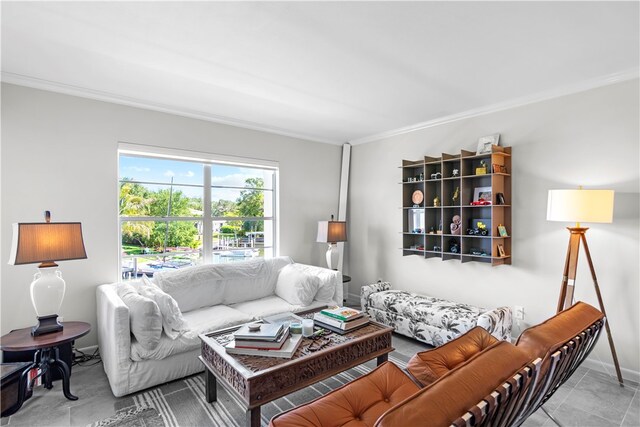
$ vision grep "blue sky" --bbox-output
[119,155,273,200]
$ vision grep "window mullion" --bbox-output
[203,164,212,263]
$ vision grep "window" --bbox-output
[118,147,277,279]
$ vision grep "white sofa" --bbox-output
[97,256,342,397]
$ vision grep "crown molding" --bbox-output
[349,68,640,145]
[3,68,637,147]
[0,71,342,146]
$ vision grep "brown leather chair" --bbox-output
[269,302,605,427]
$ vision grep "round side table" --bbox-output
[0,321,91,413]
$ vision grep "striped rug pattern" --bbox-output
[100,353,409,427]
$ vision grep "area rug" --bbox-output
[88,405,164,427]
[88,352,409,427]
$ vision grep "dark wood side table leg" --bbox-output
[51,348,77,401]
[246,407,260,427]
[205,369,217,403]
[377,353,388,366]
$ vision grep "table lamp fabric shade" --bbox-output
[546,189,614,224]
[316,221,347,243]
[9,222,87,265]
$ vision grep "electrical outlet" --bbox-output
[514,306,525,320]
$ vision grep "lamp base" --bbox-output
[325,243,339,270]
[32,315,63,336]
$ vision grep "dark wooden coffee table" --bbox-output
[199,316,393,427]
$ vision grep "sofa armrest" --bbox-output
[361,281,391,313]
[477,306,513,341]
[96,284,132,397]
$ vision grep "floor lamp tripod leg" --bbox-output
[580,234,624,386]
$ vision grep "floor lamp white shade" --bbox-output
[547,189,614,224]
[317,216,347,270]
[8,215,87,335]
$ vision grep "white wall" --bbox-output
[0,83,343,348]
[348,79,640,378]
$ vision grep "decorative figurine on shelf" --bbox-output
[450,215,461,235]
[429,226,435,234]
[476,160,488,175]
[437,219,443,234]
[419,172,424,181]
[452,168,459,177]
[449,239,459,253]
[433,195,440,207]
[452,186,460,204]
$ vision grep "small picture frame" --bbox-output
[497,224,509,237]
[497,244,506,257]
[496,192,506,205]
[473,186,492,202]
[476,133,500,155]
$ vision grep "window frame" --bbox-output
[118,143,279,276]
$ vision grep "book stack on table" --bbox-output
[313,307,369,335]
[225,322,302,358]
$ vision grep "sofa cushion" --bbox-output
[314,268,340,303]
[131,304,253,361]
[368,290,483,336]
[136,275,189,339]
[269,361,420,427]
[221,258,274,305]
[275,264,320,305]
[407,326,498,386]
[116,283,162,351]
[232,296,327,320]
[376,341,532,427]
[153,263,228,311]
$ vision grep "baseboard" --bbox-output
[582,357,640,384]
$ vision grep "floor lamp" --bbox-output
[547,188,623,386]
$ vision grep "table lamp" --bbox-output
[8,211,87,336]
[316,215,347,270]
[547,187,622,385]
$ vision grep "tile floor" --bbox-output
[1,334,638,426]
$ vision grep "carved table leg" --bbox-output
[246,406,260,427]
[377,353,388,366]
[205,369,217,403]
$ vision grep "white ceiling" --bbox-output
[2,2,638,145]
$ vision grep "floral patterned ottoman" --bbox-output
[361,282,512,347]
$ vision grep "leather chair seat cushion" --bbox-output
[406,326,498,386]
[269,362,420,427]
[375,341,532,427]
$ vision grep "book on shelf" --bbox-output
[313,312,369,330]
[225,334,303,359]
[320,306,364,322]
[235,327,290,350]
[233,322,284,341]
